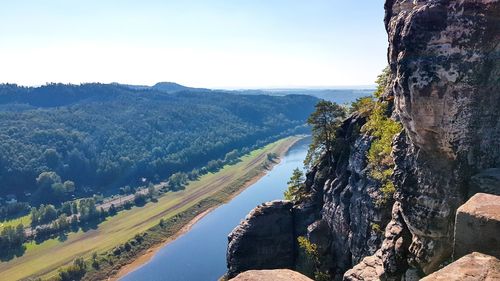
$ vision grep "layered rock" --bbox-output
[227,0,500,280]
[347,0,500,278]
[376,0,500,277]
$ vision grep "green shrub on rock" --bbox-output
[361,68,402,206]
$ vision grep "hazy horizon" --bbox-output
[1,81,377,90]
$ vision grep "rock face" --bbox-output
[453,193,500,259]
[421,252,500,281]
[378,0,500,276]
[227,114,394,278]
[226,0,500,280]
[226,201,295,278]
[229,269,313,281]
[296,114,394,277]
[347,0,500,278]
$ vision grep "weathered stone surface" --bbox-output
[291,114,394,278]
[342,0,500,278]
[226,200,294,278]
[344,202,412,281]
[343,251,386,281]
[227,114,393,279]
[454,193,500,259]
[421,252,500,281]
[229,269,313,281]
[380,0,500,276]
[226,0,500,279]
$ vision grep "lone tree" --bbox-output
[306,100,346,166]
[284,168,305,201]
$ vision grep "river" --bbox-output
[120,137,310,281]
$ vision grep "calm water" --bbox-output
[121,138,310,281]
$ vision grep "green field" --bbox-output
[0,136,300,281]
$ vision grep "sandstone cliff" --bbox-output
[227,201,295,277]
[227,113,395,279]
[373,0,500,277]
[227,0,500,280]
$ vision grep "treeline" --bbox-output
[0,199,103,259]
[0,202,30,221]
[23,189,159,248]
[0,83,317,205]
[163,147,260,191]
[29,198,106,243]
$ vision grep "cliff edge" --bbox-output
[227,0,500,280]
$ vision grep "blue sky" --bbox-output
[0,0,387,88]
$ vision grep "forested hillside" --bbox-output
[0,83,316,206]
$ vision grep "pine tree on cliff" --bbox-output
[306,100,346,167]
[284,168,305,201]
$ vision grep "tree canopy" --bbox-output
[305,100,346,166]
[0,83,317,205]
[283,168,305,201]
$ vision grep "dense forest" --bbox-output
[0,83,317,207]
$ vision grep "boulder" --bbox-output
[453,193,500,259]
[343,250,386,281]
[421,252,500,281]
[229,269,313,281]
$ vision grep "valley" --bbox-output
[0,136,302,281]
[1,1,498,280]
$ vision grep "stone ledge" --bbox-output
[229,269,313,281]
[421,252,500,281]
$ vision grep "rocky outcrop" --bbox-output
[347,0,500,278]
[227,114,394,279]
[345,193,500,281]
[226,201,295,278]
[342,250,386,281]
[344,202,412,281]
[227,0,500,280]
[229,269,313,281]
[453,193,500,259]
[421,252,500,281]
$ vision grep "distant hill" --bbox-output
[114,82,374,104]
[233,88,375,105]
[115,82,210,93]
[152,82,210,93]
